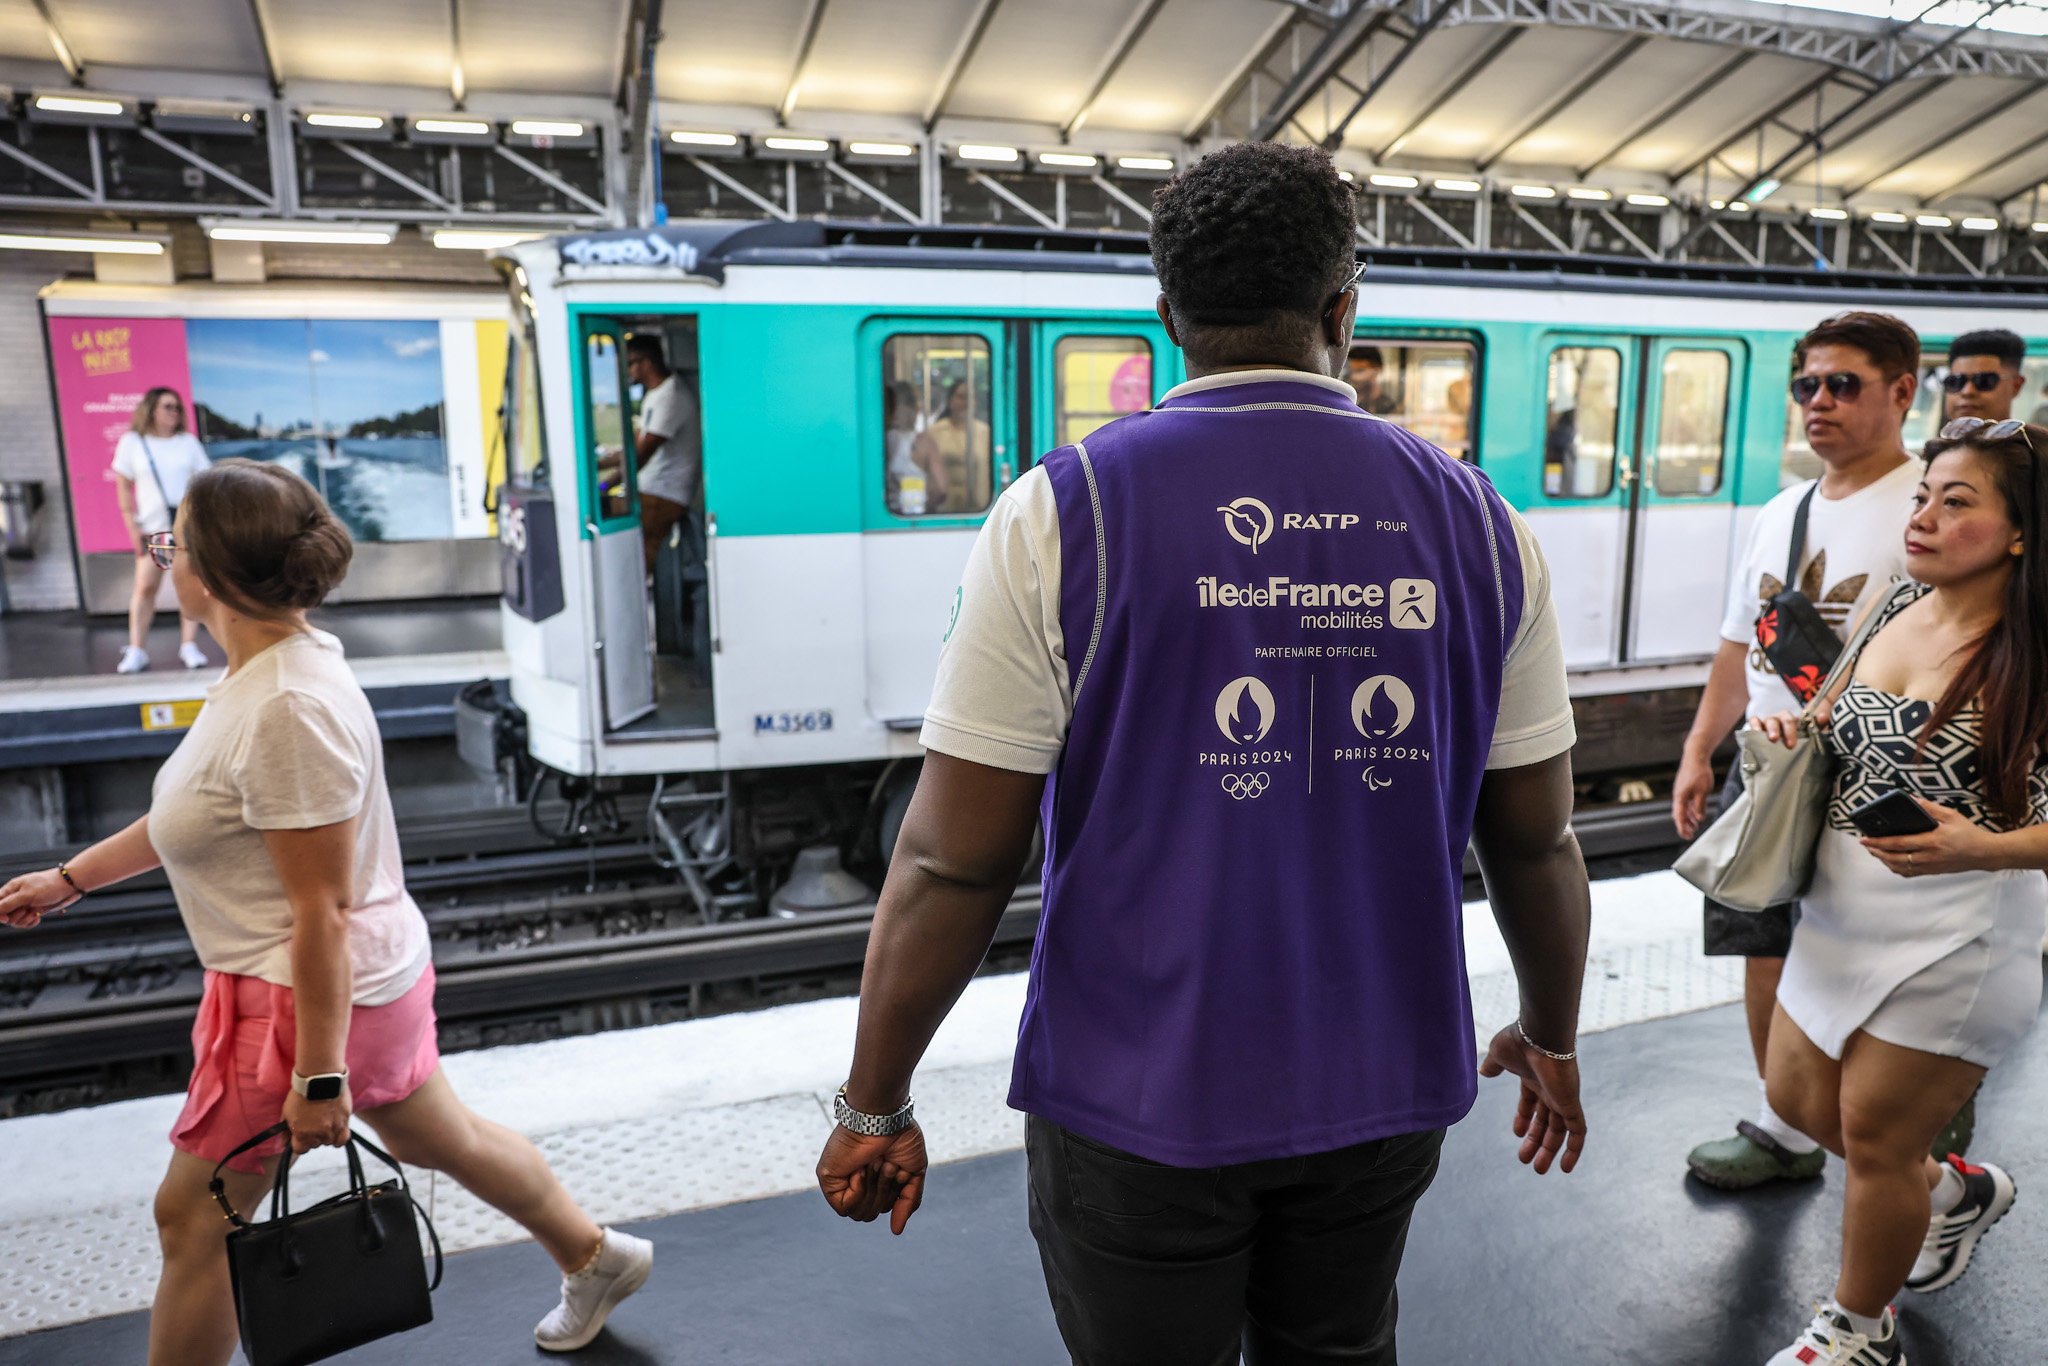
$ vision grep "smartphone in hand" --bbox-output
[1848,789,1938,838]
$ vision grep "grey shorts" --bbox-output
[1702,764,1799,958]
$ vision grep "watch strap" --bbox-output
[833,1085,915,1136]
[291,1070,348,1101]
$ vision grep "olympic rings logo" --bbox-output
[1220,772,1271,800]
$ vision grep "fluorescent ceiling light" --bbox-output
[1961,216,2000,231]
[511,120,584,137]
[206,222,395,245]
[1036,151,1098,168]
[1567,187,1610,200]
[432,228,548,250]
[34,94,125,117]
[763,136,830,152]
[1809,207,1848,220]
[1916,214,1952,228]
[1117,155,1174,172]
[669,130,738,147]
[413,118,490,136]
[957,143,1019,163]
[305,112,386,130]
[1433,178,1481,192]
[1510,184,1555,198]
[0,232,162,255]
[847,141,914,157]
[1626,193,1669,207]
[1369,173,1419,189]
[1745,178,1780,204]
[1870,211,1908,223]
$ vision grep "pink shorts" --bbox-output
[171,964,440,1174]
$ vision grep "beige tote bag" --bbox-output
[1674,581,1910,913]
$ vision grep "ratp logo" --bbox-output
[1350,675,1416,739]
[1216,497,1274,554]
[1214,676,1276,745]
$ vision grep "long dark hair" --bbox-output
[1917,423,2048,826]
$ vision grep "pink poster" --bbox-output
[47,317,192,554]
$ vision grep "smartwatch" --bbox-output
[291,1071,348,1102]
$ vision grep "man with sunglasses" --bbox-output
[1942,329,2029,426]
[1675,311,1922,1191]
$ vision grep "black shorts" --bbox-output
[1701,764,1799,958]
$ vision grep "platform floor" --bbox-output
[2,871,2041,1364]
[0,596,500,683]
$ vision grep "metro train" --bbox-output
[480,218,2048,914]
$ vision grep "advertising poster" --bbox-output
[47,315,503,553]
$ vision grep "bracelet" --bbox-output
[55,865,87,912]
[1516,1019,1577,1062]
[832,1085,916,1137]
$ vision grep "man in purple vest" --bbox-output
[816,142,1591,1364]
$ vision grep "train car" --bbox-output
[484,219,2048,913]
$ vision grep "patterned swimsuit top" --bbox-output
[1825,581,2048,834]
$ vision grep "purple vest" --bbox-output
[1012,377,1526,1167]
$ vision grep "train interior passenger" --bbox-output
[1347,339,1476,459]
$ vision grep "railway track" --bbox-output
[0,798,1677,1109]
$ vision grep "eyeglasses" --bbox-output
[1942,371,2007,394]
[1939,417,2036,454]
[1324,260,1367,318]
[1790,372,1863,406]
[146,531,177,569]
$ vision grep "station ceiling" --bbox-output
[2,0,2047,216]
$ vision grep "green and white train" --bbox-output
[484,219,2048,908]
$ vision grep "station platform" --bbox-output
[0,598,506,767]
[6,868,2038,1363]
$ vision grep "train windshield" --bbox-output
[502,267,547,489]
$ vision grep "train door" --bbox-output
[1536,335,1638,667]
[860,321,1013,726]
[574,317,655,730]
[1030,319,1174,459]
[1626,339,1746,662]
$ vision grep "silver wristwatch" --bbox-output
[833,1085,916,1136]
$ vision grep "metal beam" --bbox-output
[1089,172,1154,222]
[1665,68,1842,186]
[685,155,792,220]
[1769,75,1953,187]
[1477,34,1647,171]
[1180,7,1297,141]
[1597,207,1660,261]
[779,0,830,124]
[968,168,1059,230]
[29,0,81,84]
[245,0,283,96]
[333,140,454,209]
[1399,192,1475,249]
[449,0,466,108]
[1322,0,1462,149]
[0,138,94,199]
[1374,25,1523,161]
[1929,229,1984,276]
[823,159,920,224]
[494,143,611,216]
[1922,122,2048,203]
[1251,2,1389,142]
[1863,226,1915,273]
[924,0,1004,130]
[1704,217,1761,266]
[1509,200,1572,254]
[1846,79,2047,196]
[1063,0,1171,140]
[1576,50,1754,179]
[136,126,276,205]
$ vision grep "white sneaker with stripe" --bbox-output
[1764,1304,1903,1366]
[1907,1155,2017,1293]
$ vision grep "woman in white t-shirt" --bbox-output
[0,460,650,1359]
[111,387,213,674]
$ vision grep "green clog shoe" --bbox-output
[1931,1092,1975,1161]
[1687,1121,1827,1190]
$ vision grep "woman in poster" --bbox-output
[112,387,212,673]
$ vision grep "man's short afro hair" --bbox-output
[1150,142,1357,329]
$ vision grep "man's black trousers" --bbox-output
[1025,1113,1446,1366]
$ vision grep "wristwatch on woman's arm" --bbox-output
[291,1070,348,1102]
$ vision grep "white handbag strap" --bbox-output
[1799,579,1912,723]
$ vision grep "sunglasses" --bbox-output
[146,531,177,569]
[1940,416,2036,453]
[1942,371,2007,394]
[1790,372,1863,405]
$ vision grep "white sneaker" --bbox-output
[116,646,149,674]
[1907,1156,2016,1293]
[1765,1303,1902,1365]
[178,641,209,669]
[534,1227,653,1352]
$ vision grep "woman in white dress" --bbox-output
[1754,419,2048,1366]
[111,387,212,673]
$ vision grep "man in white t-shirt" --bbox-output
[1673,312,1921,1190]
[625,334,702,571]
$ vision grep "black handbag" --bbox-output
[208,1122,444,1366]
[1755,483,1843,703]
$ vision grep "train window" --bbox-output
[1054,335,1152,446]
[1348,340,1476,459]
[1543,346,1620,498]
[882,333,993,517]
[584,331,633,521]
[507,325,545,487]
[1652,350,1730,497]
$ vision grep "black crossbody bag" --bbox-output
[1754,483,1843,703]
[209,1123,443,1366]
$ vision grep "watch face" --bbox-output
[305,1075,344,1102]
